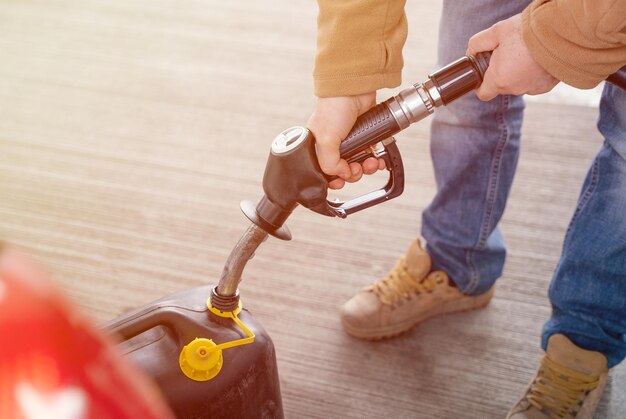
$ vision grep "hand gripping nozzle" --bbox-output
[240,52,492,240]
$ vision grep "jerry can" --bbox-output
[104,285,283,419]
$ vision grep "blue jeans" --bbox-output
[422,0,626,367]
[542,83,626,368]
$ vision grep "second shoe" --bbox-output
[341,240,495,340]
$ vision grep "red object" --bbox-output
[0,245,175,419]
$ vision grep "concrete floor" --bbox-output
[0,0,624,417]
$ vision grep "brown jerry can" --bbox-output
[104,284,283,419]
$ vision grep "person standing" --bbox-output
[307,0,626,417]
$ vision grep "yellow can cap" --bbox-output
[179,338,223,381]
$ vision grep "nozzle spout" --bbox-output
[212,223,268,310]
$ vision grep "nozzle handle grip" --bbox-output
[338,101,401,161]
[329,138,405,217]
[337,51,492,161]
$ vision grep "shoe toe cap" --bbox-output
[340,291,382,330]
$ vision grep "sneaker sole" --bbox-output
[341,287,495,340]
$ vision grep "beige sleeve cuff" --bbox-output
[313,0,407,97]
[522,0,626,89]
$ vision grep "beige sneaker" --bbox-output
[340,240,494,340]
[507,334,609,419]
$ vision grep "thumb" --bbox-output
[307,96,364,180]
[315,134,351,179]
[467,25,499,56]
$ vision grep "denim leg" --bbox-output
[421,0,529,295]
[542,83,626,368]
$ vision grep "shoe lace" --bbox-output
[525,354,600,419]
[369,257,444,305]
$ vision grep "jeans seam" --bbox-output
[466,95,510,293]
[562,155,600,249]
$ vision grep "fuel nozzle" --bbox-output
[210,52,492,310]
[239,52,493,241]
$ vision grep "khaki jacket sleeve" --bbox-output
[522,0,626,88]
[314,0,407,97]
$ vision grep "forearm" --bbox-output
[522,0,626,88]
[314,0,408,97]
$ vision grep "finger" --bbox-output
[362,157,379,175]
[467,24,500,56]
[468,26,501,101]
[328,178,345,190]
[315,137,352,179]
[475,67,499,101]
[346,162,363,183]
[378,157,386,170]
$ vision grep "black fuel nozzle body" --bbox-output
[241,127,330,241]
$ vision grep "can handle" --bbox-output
[105,306,199,342]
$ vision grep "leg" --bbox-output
[422,0,529,295]
[542,83,626,368]
[507,83,625,419]
[340,0,530,339]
